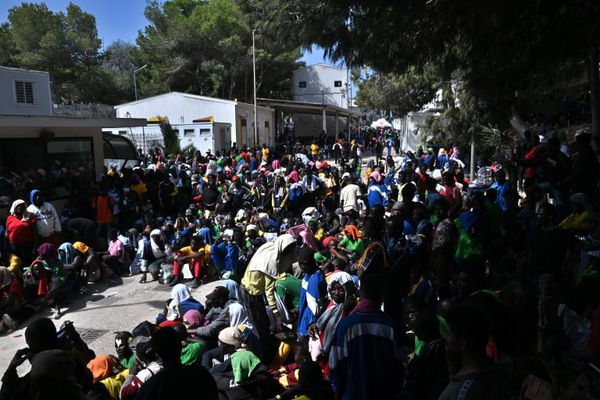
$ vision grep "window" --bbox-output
[15,80,35,104]
[184,129,195,137]
[298,81,307,88]
[334,80,342,88]
[200,129,211,135]
[118,130,127,136]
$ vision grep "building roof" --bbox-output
[300,63,346,72]
[0,65,49,75]
[115,91,237,109]
[257,98,363,118]
[0,115,147,128]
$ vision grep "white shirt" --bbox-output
[27,202,61,237]
[339,184,362,212]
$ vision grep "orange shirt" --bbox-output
[92,195,112,224]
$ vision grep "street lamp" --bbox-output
[133,64,147,101]
[252,29,258,147]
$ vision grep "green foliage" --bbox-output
[160,120,181,157]
[6,2,103,102]
[181,143,197,157]
[355,65,440,118]
[133,0,303,101]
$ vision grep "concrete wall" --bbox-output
[293,64,348,108]
[293,114,348,138]
[0,67,52,116]
[114,92,275,147]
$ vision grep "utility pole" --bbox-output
[133,64,147,101]
[252,29,258,146]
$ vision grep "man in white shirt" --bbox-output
[339,175,362,213]
[27,190,61,248]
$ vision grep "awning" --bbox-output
[103,132,139,160]
[147,116,167,123]
[193,116,214,123]
[257,98,363,119]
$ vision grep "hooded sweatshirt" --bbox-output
[242,234,296,312]
[27,190,61,237]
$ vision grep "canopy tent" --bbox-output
[193,116,214,123]
[370,118,393,129]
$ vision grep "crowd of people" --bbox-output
[1,127,600,399]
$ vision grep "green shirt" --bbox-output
[414,314,447,356]
[275,273,302,309]
[339,237,365,258]
[180,341,206,365]
[119,354,135,370]
[231,350,261,383]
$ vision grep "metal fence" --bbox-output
[53,102,115,118]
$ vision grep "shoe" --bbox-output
[52,308,61,320]
[168,275,182,287]
[2,314,17,331]
[190,278,201,289]
[139,273,147,284]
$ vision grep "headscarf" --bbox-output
[9,199,24,214]
[287,224,319,251]
[72,241,89,255]
[37,243,56,260]
[27,259,50,296]
[183,310,206,328]
[288,171,300,183]
[150,230,166,259]
[222,279,240,300]
[0,266,13,288]
[316,272,357,354]
[271,160,281,170]
[246,234,297,278]
[86,355,118,383]
[344,225,362,241]
[170,283,192,305]
[370,170,382,183]
[58,243,76,265]
[322,236,339,248]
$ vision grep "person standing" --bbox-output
[5,199,38,267]
[27,190,61,248]
[329,275,403,400]
[296,247,326,338]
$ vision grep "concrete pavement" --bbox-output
[0,275,221,377]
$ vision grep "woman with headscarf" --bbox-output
[5,199,38,267]
[86,354,128,399]
[158,284,203,326]
[308,272,357,357]
[338,225,365,262]
[25,243,68,319]
[0,266,25,334]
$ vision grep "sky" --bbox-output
[0,0,333,66]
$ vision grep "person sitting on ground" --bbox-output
[168,234,211,288]
[100,228,128,281]
[120,336,163,400]
[24,243,68,319]
[5,199,38,268]
[139,229,170,283]
[172,322,206,366]
[114,331,135,370]
[30,349,86,400]
[86,354,128,399]
[0,266,27,334]
[1,317,60,400]
[275,360,335,400]
[156,284,203,327]
[213,326,265,386]
[136,327,218,400]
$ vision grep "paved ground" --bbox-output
[0,275,221,376]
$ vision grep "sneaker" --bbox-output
[168,275,182,287]
[2,314,17,331]
[52,308,61,320]
[190,278,201,289]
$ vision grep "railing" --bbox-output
[53,102,116,118]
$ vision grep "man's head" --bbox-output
[26,318,58,354]
[205,286,230,309]
[443,305,490,374]
[297,246,317,274]
[151,327,182,368]
[359,274,384,304]
[114,331,133,360]
[31,190,43,207]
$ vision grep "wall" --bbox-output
[235,102,274,147]
[293,114,348,138]
[0,67,52,116]
[293,64,348,108]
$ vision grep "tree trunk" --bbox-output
[590,47,600,141]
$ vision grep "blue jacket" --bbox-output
[329,308,404,399]
[367,183,388,208]
[297,270,326,336]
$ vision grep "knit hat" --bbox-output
[218,327,243,348]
